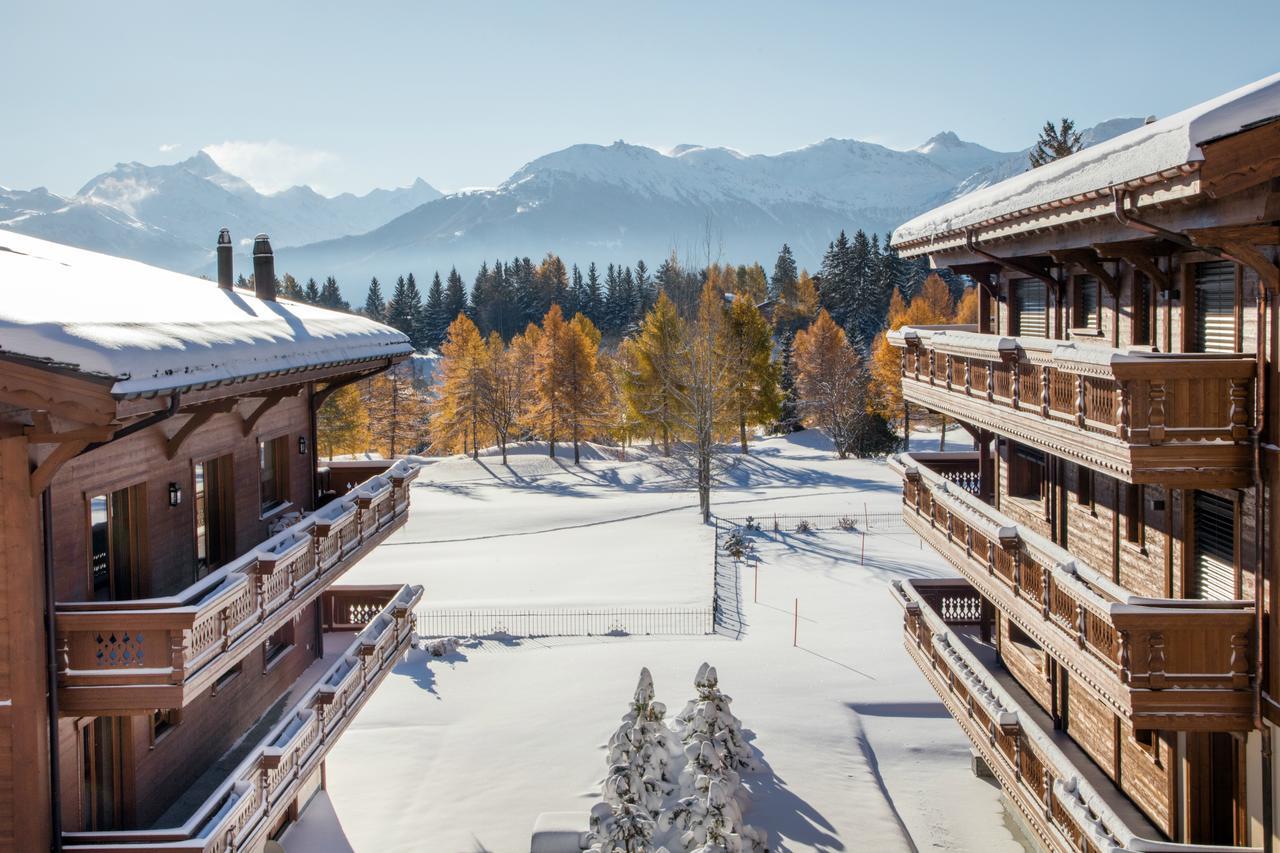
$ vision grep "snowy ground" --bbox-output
[311,427,1027,852]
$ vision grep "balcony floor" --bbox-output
[150,630,356,829]
[948,624,1163,841]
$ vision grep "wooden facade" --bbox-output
[889,110,1280,850]
[0,237,419,851]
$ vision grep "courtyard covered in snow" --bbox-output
[301,430,1030,852]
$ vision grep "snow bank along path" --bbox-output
[320,432,1025,852]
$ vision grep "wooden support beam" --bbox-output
[1092,239,1176,291]
[165,400,237,460]
[1199,119,1280,198]
[29,439,89,495]
[240,389,293,437]
[313,364,387,410]
[23,425,115,445]
[1049,248,1120,296]
[1185,225,1280,292]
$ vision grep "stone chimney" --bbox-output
[216,228,233,289]
[252,234,275,301]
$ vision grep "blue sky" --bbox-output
[4,1,1278,196]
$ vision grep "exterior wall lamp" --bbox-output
[298,435,308,455]
[168,482,182,507]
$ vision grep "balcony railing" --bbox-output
[888,324,1256,486]
[894,578,1259,853]
[892,452,1255,730]
[62,583,422,853]
[55,460,420,714]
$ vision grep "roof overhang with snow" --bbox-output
[890,73,1280,258]
[0,229,413,400]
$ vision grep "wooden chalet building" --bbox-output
[887,73,1280,850]
[0,229,423,852]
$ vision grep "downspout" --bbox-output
[41,487,62,852]
[1112,188,1227,258]
[1256,286,1272,852]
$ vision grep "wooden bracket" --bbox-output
[1185,225,1280,292]
[165,399,237,460]
[1092,239,1176,292]
[240,390,292,437]
[30,440,90,496]
[24,425,115,445]
[313,364,387,410]
[1049,248,1120,296]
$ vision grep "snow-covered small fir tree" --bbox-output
[604,668,680,816]
[674,663,759,774]
[588,801,659,853]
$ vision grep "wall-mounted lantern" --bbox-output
[168,482,182,507]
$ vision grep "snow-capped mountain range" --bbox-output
[2,119,1144,302]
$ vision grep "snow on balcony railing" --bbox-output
[54,460,420,710]
[895,578,1260,853]
[62,583,423,853]
[888,325,1255,448]
[891,452,1254,696]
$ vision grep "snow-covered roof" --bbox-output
[892,72,1280,250]
[0,229,412,398]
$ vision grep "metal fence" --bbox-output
[719,511,908,534]
[414,606,714,639]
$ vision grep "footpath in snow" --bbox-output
[307,430,1028,852]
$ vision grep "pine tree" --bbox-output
[585,262,604,328]
[536,253,569,317]
[817,231,854,329]
[633,259,654,315]
[443,267,468,324]
[364,276,387,319]
[421,272,446,350]
[319,275,349,311]
[385,275,424,348]
[567,264,586,318]
[722,296,782,453]
[316,384,370,459]
[304,277,321,304]
[1029,117,1083,167]
[770,244,798,302]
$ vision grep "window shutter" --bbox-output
[1191,491,1236,600]
[1013,278,1048,338]
[1194,261,1236,353]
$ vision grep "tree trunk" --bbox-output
[739,416,748,454]
[939,414,947,452]
[573,423,580,465]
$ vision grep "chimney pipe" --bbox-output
[252,233,276,302]
[216,228,233,289]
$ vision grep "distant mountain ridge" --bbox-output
[2,118,1144,303]
[1,152,441,274]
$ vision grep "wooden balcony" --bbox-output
[55,460,420,714]
[892,452,1255,731]
[888,324,1256,487]
[62,583,422,853]
[893,578,1261,853]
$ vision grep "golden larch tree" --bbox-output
[793,310,868,459]
[621,292,686,455]
[431,313,489,458]
[722,295,782,453]
[316,383,370,459]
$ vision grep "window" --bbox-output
[1133,273,1152,346]
[81,717,124,831]
[1191,491,1236,600]
[1193,261,1238,354]
[1075,275,1100,330]
[212,661,242,695]
[264,621,295,669]
[1009,444,1045,502]
[1012,278,1048,338]
[194,455,235,576]
[1134,728,1157,752]
[1123,483,1145,547]
[259,436,290,514]
[1077,466,1094,511]
[151,708,180,746]
[88,484,145,601]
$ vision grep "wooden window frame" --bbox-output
[150,707,181,749]
[193,454,236,577]
[1183,257,1243,355]
[1010,277,1049,339]
[1123,482,1146,553]
[1008,444,1046,503]
[1071,273,1103,336]
[263,619,296,674]
[86,483,148,602]
[79,716,126,832]
[258,433,291,518]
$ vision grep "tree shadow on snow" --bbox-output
[742,728,844,852]
[395,644,473,698]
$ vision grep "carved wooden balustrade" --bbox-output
[55,461,420,714]
[894,453,1255,730]
[61,584,422,853]
[888,324,1256,487]
[894,578,1260,853]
